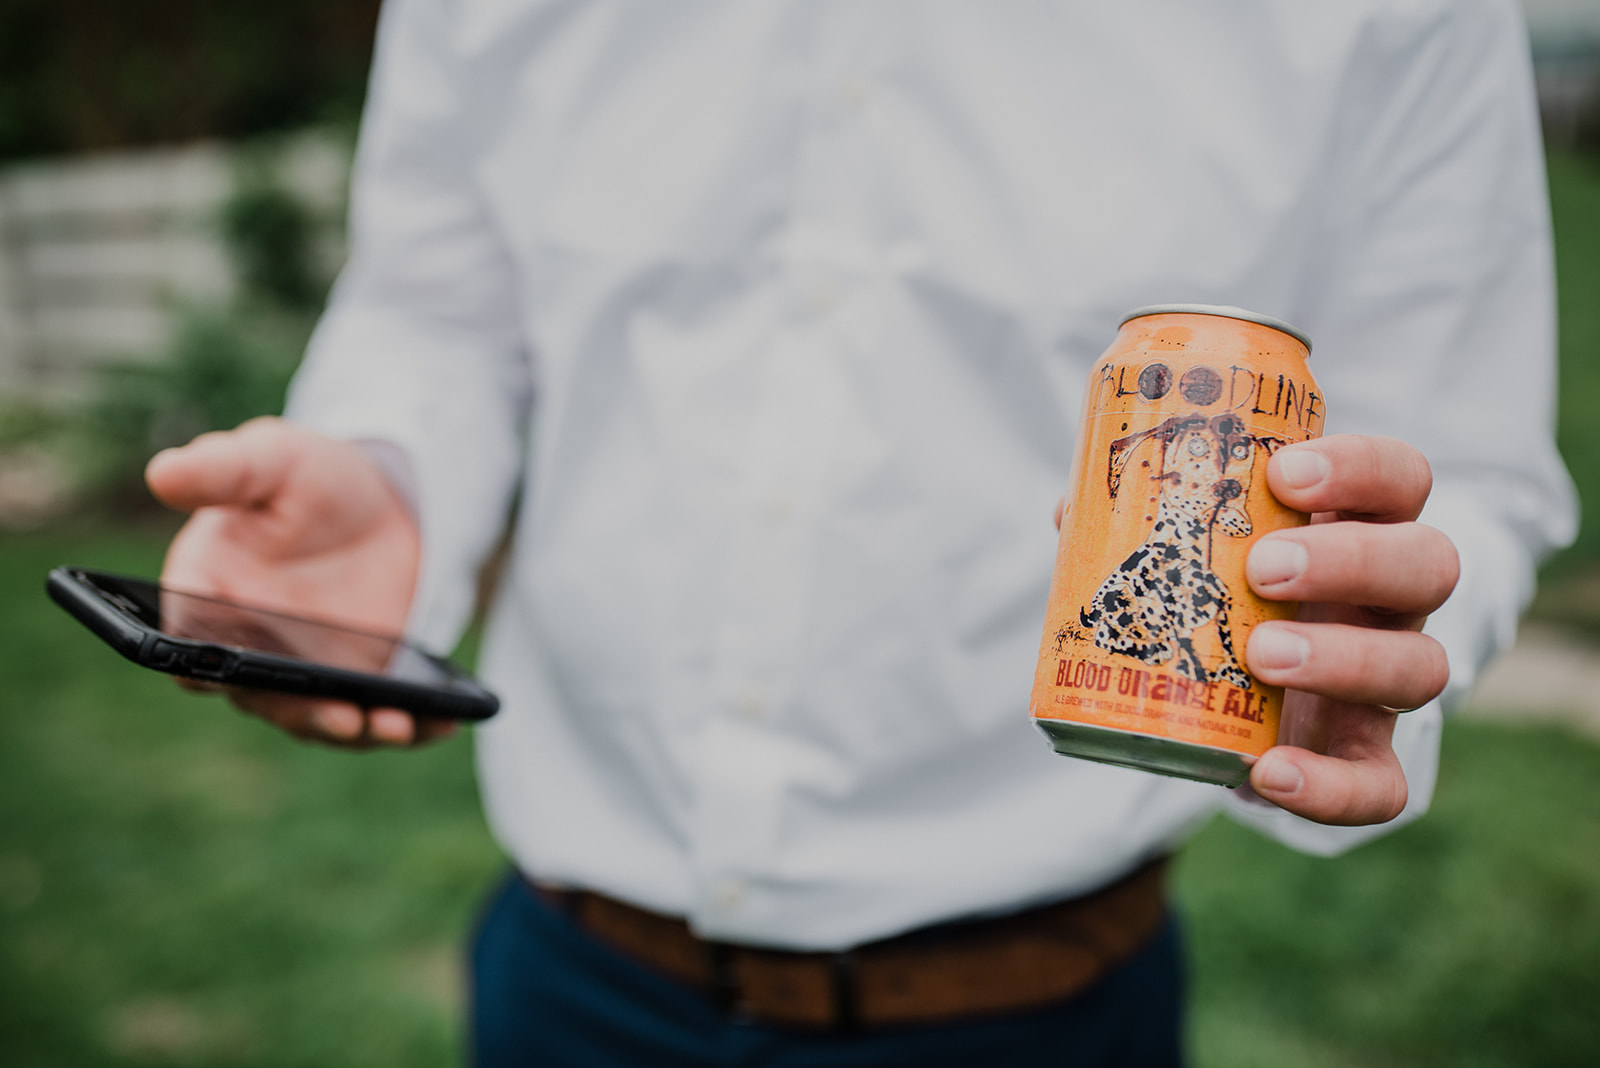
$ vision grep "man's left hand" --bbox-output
[1242,434,1457,825]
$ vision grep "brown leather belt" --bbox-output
[527,857,1168,1031]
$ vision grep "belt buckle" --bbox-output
[707,943,742,1018]
[709,944,861,1031]
[830,950,860,1032]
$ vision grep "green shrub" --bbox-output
[0,398,66,452]
[77,308,305,507]
[220,168,326,315]
[72,148,334,509]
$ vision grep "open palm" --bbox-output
[146,417,445,747]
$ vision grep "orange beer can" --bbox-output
[1030,305,1323,786]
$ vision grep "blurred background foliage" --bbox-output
[3,4,1600,1067]
[76,158,324,509]
[0,0,379,163]
[0,0,370,518]
[1547,150,1600,568]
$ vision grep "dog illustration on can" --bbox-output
[1033,305,1321,785]
[1078,411,1285,689]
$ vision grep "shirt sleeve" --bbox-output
[285,0,533,654]
[1223,0,1578,853]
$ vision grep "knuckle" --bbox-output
[1411,451,1433,501]
[189,428,233,450]
[1381,523,1458,610]
[1339,523,1384,578]
[1339,434,1388,491]
[238,414,283,435]
[1364,784,1408,825]
[1376,770,1409,823]
[1375,434,1430,487]
[1429,527,1461,600]
[1325,781,1375,827]
[1335,434,1429,516]
[1418,637,1451,700]
[1381,434,1431,488]
[1330,762,1407,827]
[1336,625,1388,680]
[1380,633,1447,705]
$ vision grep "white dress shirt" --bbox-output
[288,0,1577,949]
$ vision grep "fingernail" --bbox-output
[1257,755,1304,796]
[1252,626,1309,671]
[1277,449,1330,490]
[371,710,414,745]
[314,707,360,739]
[1249,538,1307,587]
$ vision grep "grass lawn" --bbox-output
[0,523,503,1066]
[6,528,1600,1068]
[1547,148,1600,576]
[1179,722,1600,1068]
[4,147,1600,1066]
[1532,147,1600,631]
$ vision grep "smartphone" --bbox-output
[46,567,499,721]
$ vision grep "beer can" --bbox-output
[1030,305,1324,786]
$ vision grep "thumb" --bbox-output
[146,417,298,514]
[1249,742,1408,827]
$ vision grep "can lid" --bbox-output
[1120,304,1312,354]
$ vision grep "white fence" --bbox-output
[0,132,350,404]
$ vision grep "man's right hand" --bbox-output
[145,416,449,748]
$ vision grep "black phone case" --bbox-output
[46,567,499,721]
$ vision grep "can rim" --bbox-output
[1120,303,1312,354]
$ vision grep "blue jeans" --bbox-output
[468,873,1186,1067]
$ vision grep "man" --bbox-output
[146,1,1575,1063]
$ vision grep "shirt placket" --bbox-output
[685,3,892,939]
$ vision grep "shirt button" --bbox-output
[716,880,747,910]
[807,280,839,317]
[763,493,795,521]
[735,691,767,721]
[840,76,873,111]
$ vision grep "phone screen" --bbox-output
[77,571,463,689]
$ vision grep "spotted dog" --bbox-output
[1079,413,1283,688]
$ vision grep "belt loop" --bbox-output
[708,943,738,1015]
[831,950,860,1033]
